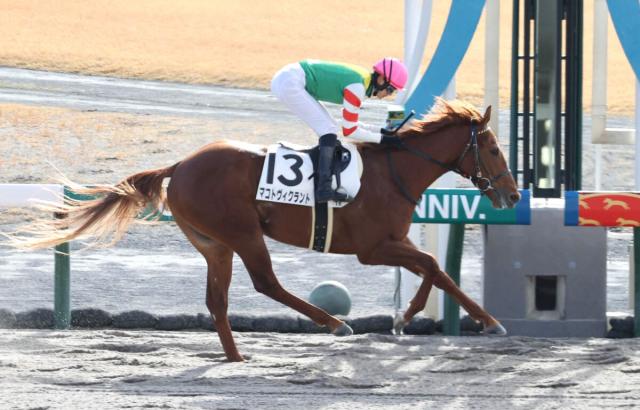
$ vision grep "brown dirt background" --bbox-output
[0,0,635,114]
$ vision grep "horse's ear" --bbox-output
[482,105,492,124]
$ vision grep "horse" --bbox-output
[18,98,520,362]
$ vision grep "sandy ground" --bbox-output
[1,330,639,409]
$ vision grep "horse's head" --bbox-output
[456,106,520,209]
[397,99,520,209]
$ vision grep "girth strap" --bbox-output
[309,203,334,252]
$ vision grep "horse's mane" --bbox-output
[399,98,483,139]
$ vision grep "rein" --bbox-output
[386,121,512,205]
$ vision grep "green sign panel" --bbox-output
[412,189,531,225]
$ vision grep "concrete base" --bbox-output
[484,204,607,338]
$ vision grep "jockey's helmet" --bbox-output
[373,58,408,90]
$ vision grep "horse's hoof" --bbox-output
[332,323,353,336]
[484,323,507,336]
[393,313,406,335]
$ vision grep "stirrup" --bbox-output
[316,188,350,203]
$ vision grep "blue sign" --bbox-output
[404,0,486,117]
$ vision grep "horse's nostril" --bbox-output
[510,193,521,203]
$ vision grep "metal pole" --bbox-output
[633,78,640,337]
[398,0,432,103]
[635,79,640,191]
[633,228,640,337]
[485,0,500,134]
[573,0,583,191]
[509,0,519,179]
[443,223,464,336]
[592,0,607,192]
[53,213,71,329]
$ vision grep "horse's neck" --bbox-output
[396,126,467,199]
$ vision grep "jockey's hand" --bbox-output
[380,127,396,137]
[380,135,402,146]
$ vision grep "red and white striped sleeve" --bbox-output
[341,83,382,143]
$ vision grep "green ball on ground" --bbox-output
[308,280,352,316]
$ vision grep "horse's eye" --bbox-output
[490,148,500,156]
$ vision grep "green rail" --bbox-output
[53,224,70,329]
[443,224,465,336]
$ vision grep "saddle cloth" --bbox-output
[256,141,363,208]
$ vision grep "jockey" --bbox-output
[271,58,409,203]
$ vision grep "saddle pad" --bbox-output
[256,142,362,208]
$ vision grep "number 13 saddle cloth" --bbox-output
[256,141,363,208]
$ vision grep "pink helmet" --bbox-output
[373,57,408,90]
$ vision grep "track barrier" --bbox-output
[2,185,638,336]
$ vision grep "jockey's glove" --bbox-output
[380,127,396,137]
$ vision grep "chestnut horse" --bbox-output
[22,99,519,362]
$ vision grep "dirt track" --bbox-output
[1,330,639,409]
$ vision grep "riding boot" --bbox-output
[316,133,349,203]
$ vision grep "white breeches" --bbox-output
[271,63,339,137]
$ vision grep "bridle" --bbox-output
[386,119,513,206]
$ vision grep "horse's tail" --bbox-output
[13,163,180,250]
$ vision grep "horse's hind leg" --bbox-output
[392,275,435,334]
[203,243,244,361]
[235,233,352,335]
[173,215,243,361]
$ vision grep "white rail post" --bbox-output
[0,184,70,329]
[485,0,500,134]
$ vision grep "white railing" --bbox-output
[0,184,64,207]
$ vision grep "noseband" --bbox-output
[386,120,513,205]
[453,122,512,194]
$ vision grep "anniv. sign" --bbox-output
[412,189,531,225]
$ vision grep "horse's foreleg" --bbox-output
[236,235,352,335]
[362,238,504,334]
